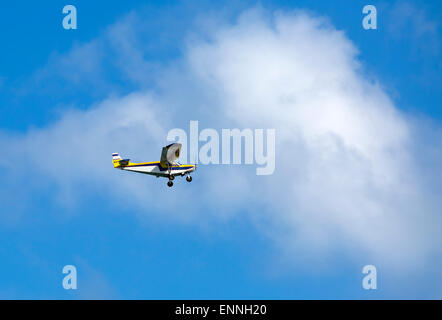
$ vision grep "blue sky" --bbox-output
[0,0,441,299]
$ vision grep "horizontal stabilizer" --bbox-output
[118,159,130,166]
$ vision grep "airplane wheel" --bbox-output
[167,181,173,187]
[186,176,192,182]
[169,175,175,181]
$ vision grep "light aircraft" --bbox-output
[112,143,196,187]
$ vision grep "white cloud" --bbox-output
[187,8,442,266]
[1,7,441,284]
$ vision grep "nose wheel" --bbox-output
[167,180,173,187]
[186,175,192,182]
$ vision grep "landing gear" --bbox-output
[186,175,192,182]
[167,175,175,187]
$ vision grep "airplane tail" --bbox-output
[112,153,130,168]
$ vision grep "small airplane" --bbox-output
[112,143,196,187]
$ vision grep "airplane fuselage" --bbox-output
[117,161,195,178]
